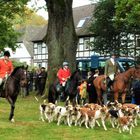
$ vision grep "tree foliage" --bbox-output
[15,8,47,29]
[0,0,28,51]
[90,0,140,56]
[115,0,140,33]
[89,0,119,54]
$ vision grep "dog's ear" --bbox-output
[43,100,47,103]
[106,101,110,106]
[66,106,68,110]
[115,100,119,105]
[55,100,58,105]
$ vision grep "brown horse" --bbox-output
[93,66,140,104]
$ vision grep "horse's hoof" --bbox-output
[11,118,15,123]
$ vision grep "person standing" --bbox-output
[57,61,71,100]
[87,69,99,103]
[0,51,13,88]
[78,80,87,105]
[37,67,47,96]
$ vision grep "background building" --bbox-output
[8,4,140,68]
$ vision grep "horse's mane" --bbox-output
[70,69,81,80]
[10,66,24,76]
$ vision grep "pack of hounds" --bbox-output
[39,98,140,135]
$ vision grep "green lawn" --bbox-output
[0,94,140,140]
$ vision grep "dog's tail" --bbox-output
[34,96,39,102]
[65,96,70,106]
[34,96,47,103]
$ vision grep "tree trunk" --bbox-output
[43,0,78,97]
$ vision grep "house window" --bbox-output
[34,44,37,48]
[84,40,90,50]
[42,55,46,59]
[79,44,84,51]
[77,16,91,28]
[34,55,38,59]
[46,54,48,58]
[38,44,42,54]
[79,38,84,44]
[77,19,86,28]
[42,62,46,67]
[136,50,140,56]
[90,37,94,42]
[42,47,46,54]
[79,52,83,57]
[34,49,37,54]
[84,51,89,56]
[136,39,140,47]
[38,55,42,59]
[34,63,37,67]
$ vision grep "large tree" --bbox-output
[44,0,78,94]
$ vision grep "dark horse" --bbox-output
[48,69,82,104]
[0,66,28,122]
[94,66,140,105]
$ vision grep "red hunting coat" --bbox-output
[0,59,13,79]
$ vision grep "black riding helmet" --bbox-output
[4,51,10,57]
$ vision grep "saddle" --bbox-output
[56,81,62,92]
[0,78,8,91]
[103,77,114,92]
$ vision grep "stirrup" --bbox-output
[3,81,6,90]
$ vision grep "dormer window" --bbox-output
[77,19,86,28]
[77,16,91,28]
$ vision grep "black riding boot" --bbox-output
[106,77,113,92]
[60,86,66,102]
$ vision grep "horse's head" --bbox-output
[10,66,28,87]
[70,69,82,86]
[133,65,140,79]
[127,66,140,79]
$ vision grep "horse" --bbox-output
[93,66,140,105]
[48,69,82,104]
[0,66,28,122]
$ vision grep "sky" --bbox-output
[27,0,93,20]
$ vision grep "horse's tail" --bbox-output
[48,84,54,103]
[75,94,79,105]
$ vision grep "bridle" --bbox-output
[9,68,27,82]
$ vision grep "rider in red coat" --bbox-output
[0,51,13,86]
[57,61,71,87]
[57,61,71,101]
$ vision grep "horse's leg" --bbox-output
[121,92,126,104]
[7,96,17,122]
[114,91,119,103]
[48,85,57,104]
[97,90,102,105]
[102,92,108,105]
[54,91,58,103]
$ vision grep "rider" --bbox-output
[104,52,119,92]
[0,51,14,88]
[57,61,71,100]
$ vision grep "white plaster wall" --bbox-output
[5,43,31,65]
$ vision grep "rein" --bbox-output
[9,69,21,81]
[9,68,26,82]
[9,75,20,81]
